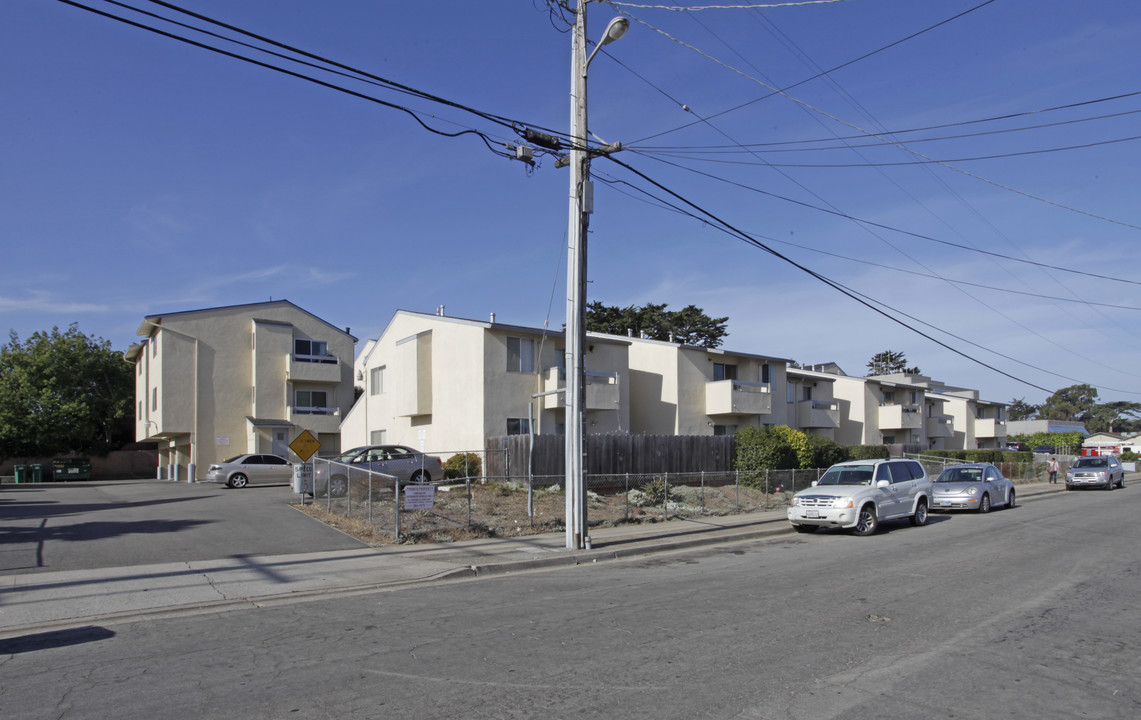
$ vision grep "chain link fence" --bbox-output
[295,455,1050,544]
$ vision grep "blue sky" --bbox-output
[3,0,1139,408]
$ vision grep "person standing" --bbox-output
[1048,457,1059,483]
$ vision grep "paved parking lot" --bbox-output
[0,480,365,575]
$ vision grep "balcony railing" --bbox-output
[796,399,839,428]
[543,369,620,411]
[878,403,923,430]
[288,356,341,383]
[926,415,953,438]
[706,380,771,417]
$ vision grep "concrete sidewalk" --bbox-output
[0,480,1074,638]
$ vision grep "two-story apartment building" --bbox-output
[625,334,791,436]
[823,369,1004,450]
[339,310,629,453]
[126,300,356,481]
[341,310,796,452]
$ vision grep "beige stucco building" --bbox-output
[340,310,629,454]
[126,300,357,480]
[822,369,1005,450]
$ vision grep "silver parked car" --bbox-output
[203,454,293,488]
[931,463,1015,513]
[1066,455,1125,491]
[312,445,445,497]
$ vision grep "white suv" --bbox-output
[787,459,932,536]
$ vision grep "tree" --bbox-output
[1038,384,1099,422]
[0,325,134,459]
[586,301,728,348]
[1007,397,1039,421]
[866,350,920,376]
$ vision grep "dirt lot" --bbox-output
[294,480,786,545]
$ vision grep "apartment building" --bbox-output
[126,300,356,481]
[785,367,842,441]
[625,334,791,436]
[339,310,629,453]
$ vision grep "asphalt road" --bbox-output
[0,480,365,574]
[1,481,1137,719]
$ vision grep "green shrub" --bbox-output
[444,453,482,480]
[734,426,798,471]
[846,445,890,460]
[807,434,849,468]
[1120,450,1137,462]
[638,477,682,505]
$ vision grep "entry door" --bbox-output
[273,431,288,459]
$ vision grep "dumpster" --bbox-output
[29,463,45,483]
[13,465,28,483]
[53,458,91,481]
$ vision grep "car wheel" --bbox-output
[1104,478,1113,491]
[910,499,928,526]
[853,505,878,536]
[410,470,430,484]
[793,524,819,534]
[1006,489,1016,508]
[978,494,991,513]
[328,474,349,498]
[228,473,248,489]
[1117,475,1125,489]
[1065,484,1073,491]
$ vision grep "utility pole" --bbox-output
[564,3,627,550]
[565,0,589,550]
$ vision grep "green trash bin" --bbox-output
[53,458,91,481]
[13,465,27,483]
[29,464,44,483]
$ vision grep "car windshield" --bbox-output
[817,465,874,486]
[936,468,984,483]
[330,447,368,463]
[1074,458,1107,468]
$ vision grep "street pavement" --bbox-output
[0,477,1105,639]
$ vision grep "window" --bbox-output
[151,387,157,411]
[295,390,329,413]
[713,363,738,381]
[713,424,738,436]
[242,456,263,465]
[138,401,143,420]
[883,390,895,403]
[294,338,333,363]
[507,418,531,435]
[370,366,385,396]
[802,385,812,402]
[507,337,535,373]
[263,455,288,465]
[152,335,158,357]
[882,434,895,444]
[761,363,770,384]
[787,383,795,403]
[370,430,386,444]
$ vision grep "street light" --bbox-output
[565,3,627,550]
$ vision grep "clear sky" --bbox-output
[3,0,1139,408]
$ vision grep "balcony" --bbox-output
[878,403,923,430]
[288,356,341,383]
[705,380,771,417]
[543,369,620,411]
[796,399,839,428]
[926,415,953,438]
[975,418,1006,439]
[288,405,341,434]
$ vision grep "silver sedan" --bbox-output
[203,454,294,488]
[930,463,1015,513]
[1066,455,1125,491]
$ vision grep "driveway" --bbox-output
[0,480,365,575]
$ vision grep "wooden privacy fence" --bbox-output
[485,433,735,479]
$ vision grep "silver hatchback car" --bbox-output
[931,463,1015,513]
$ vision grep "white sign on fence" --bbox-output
[402,484,436,510]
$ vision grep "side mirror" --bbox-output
[876,479,890,489]
[811,480,819,487]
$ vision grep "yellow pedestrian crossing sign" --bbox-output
[289,430,321,461]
